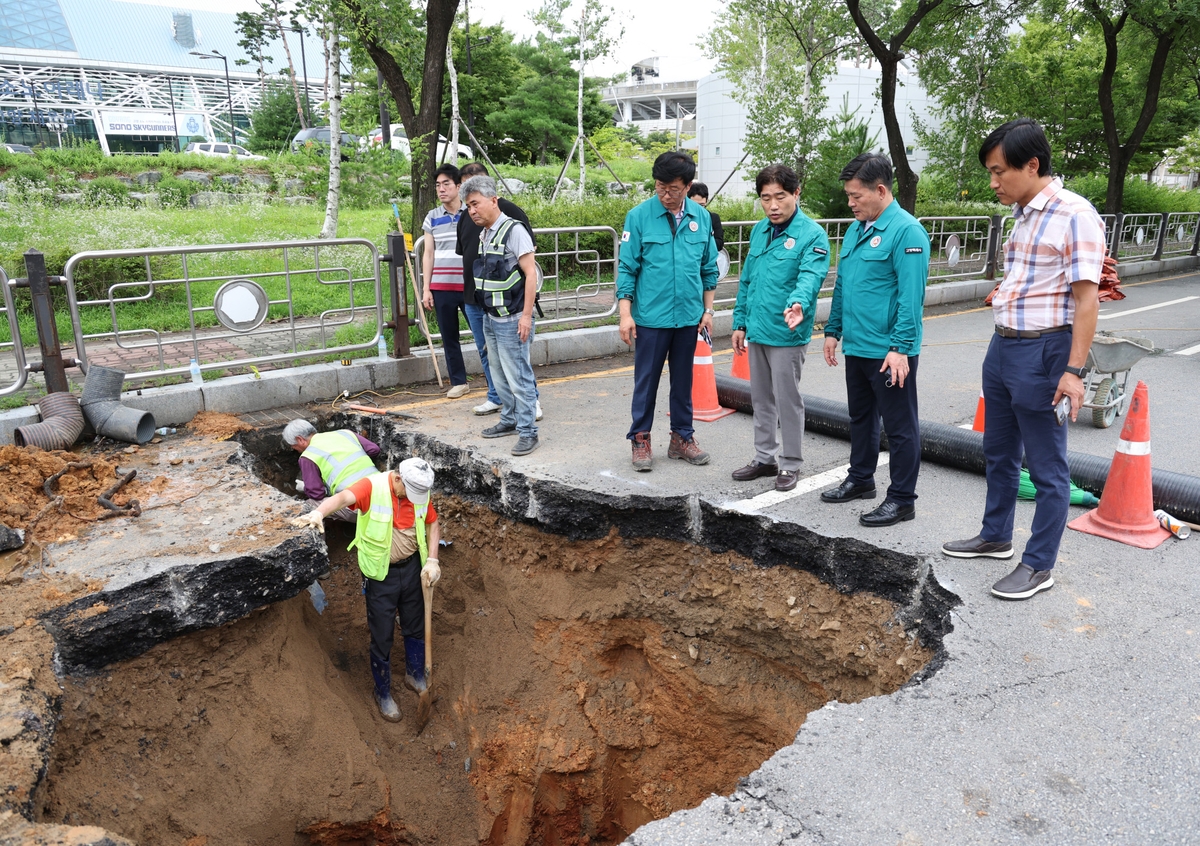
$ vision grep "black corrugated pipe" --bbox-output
[716,373,1200,525]
[13,392,86,451]
[80,365,156,445]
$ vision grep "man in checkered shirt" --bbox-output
[943,118,1104,601]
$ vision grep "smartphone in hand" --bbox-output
[1054,396,1071,426]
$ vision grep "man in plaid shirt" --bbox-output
[943,118,1104,601]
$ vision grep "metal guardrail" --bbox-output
[0,265,29,397]
[1116,213,1163,261]
[61,239,383,383]
[413,225,620,341]
[1162,213,1200,258]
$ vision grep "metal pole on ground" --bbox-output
[23,250,70,395]
[385,231,411,358]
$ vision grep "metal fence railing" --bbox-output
[1116,213,1163,261]
[1162,213,1200,258]
[60,239,383,383]
[0,266,29,397]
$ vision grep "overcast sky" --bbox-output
[128,0,725,80]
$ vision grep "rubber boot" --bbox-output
[369,653,402,722]
[403,636,427,693]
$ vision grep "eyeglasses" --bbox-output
[655,182,687,196]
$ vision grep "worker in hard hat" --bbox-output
[291,458,441,723]
[283,419,380,521]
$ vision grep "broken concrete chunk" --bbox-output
[0,524,24,551]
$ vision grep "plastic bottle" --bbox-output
[189,358,203,385]
[307,581,327,614]
[378,335,388,361]
[155,427,176,436]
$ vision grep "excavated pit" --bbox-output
[32,418,957,845]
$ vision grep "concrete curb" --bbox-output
[1,264,1194,443]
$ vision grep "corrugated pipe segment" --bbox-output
[13,392,86,450]
[81,365,156,445]
[715,373,1200,526]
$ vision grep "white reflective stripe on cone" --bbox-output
[694,356,713,365]
[1116,439,1151,456]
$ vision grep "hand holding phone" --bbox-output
[1054,396,1071,426]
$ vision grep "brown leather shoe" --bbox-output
[667,432,710,465]
[732,460,777,481]
[775,470,798,491]
[631,432,652,471]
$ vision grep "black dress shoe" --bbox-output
[859,500,915,527]
[732,460,778,481]
[820,478,877,503]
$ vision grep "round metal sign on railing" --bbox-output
[945,234,961,268]
[1135,226,1146,245]
[716,248,731,279]
[1178,225,1188,242]
[213,279,269,332]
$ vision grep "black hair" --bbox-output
[687,182,709,200]
[652,151,696,185]
[435,163,461,184]
[979,118,1052,176]
[839,153,892,189]
[460,161,489,178]
[755,164,800,195]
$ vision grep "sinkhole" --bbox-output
[36,421,956,845]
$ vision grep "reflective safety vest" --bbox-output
[347,472,394,581]
[474,218,526,316]
[302,430,374,495]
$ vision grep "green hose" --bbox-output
[1018,469,1100,507]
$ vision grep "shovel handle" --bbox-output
[422,579,434,682]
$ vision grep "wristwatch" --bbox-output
[703,308,715,316]
[1064,365,1087,378]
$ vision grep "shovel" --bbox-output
[415,578,434,733]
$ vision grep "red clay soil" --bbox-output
[37,498,931,845]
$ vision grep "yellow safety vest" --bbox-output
[347,472,394,581]
[302,431,375,495]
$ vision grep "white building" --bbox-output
[696,61,940,198]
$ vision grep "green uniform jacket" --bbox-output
[825,199,928,358]
[617,196,719,329]
[732,212,831,347]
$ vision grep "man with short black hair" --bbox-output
[817,153,928,527]
[617,151,719,471]
[733,164,829,491]
[943,118,1104,601]
[422,163,471,399]
[687,181,725,251]
[461,175,541,456]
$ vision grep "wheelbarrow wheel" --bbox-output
[1091,377,1119,428]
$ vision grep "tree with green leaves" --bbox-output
[234,1,310,130]
[245,81,303,153]
[233,11,276,81]
[802,95,881,218]
[343,0,460,234]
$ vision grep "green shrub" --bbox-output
[156,175,202,208]
[83,176,133,207]
[1066,175,1200,214]
[12,162,49,184]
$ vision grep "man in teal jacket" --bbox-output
[617,151,719,471]
[812,153,928,526]
[732,164,830,492]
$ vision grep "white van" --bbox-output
[185,141,267,161]
[361,126,472,161]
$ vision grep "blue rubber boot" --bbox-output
[403,637,427,693]
[369,653,402,722]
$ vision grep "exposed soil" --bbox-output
[185,412,252,441]
[38,496,932,845]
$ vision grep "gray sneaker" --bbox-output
[511,436,539,456]
[482,423,518,438]
[943,535,1014,559]
[991,563,1054,600]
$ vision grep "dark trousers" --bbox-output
[433,289,468,386]
[628,325,696,441]
[364,551,424,664]
[845,354,921,506]
[981,332,1071,570]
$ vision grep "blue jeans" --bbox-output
[464,302,500,405]
[628,325,696,441]
[980,332,1071,570]
[483,312,538,438]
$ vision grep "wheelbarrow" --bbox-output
[1080,334,1155,428]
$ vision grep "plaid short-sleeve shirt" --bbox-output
[994,178,1106,331]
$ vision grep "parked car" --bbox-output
[290,127,357,160]
[184,141,268,161]
[2,143,34,155]
[360,126,472,161]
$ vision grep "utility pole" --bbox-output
[191,50,236,145]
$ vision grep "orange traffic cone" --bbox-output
[691,334,736,422]
[1068,381,1170,549]
[972,390,986,432]
[731,345,750,380]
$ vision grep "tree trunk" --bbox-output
[270,1,308,130]
[320,14,341,240]
[447,41,460,164]
[577,4,587,199]
[879,58,918,212]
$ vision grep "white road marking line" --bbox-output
[1097,296,1199,320]
[1173,342,1200,356]
[724,456,890,514]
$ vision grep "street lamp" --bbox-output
[162,75,180,152]
[291,25,311,125]
[190,49,236,146]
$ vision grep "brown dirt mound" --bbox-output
[0,445,159,545]
[186,412,251,441]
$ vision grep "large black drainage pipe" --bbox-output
[13,391,86,450]
[716,373,1200,526]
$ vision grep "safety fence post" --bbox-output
[383,231,411,358]
[1151,213,1167,262]
[984,215,1003,280]
[20,249,70,395]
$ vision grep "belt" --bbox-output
[994,324,1071,339]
